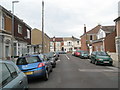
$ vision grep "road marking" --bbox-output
[56,59,61,63]
[78,69,118,72]
[106,66,118,70]
[65,54,70,60]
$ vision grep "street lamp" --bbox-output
[11,0,19,61]
[53,36,55,52]
[42,0,44,54]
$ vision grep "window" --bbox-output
[6,64,18,78]
[0,63,12,88]
[2,16,5,30]
[77,41,79,45]
[18,24,22,34]
[68,42,71,46]
[96,46,98,51]
[90,35,93,40]
[27,29,30,38]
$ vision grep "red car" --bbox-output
[74,50,82,57]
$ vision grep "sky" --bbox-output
[0,0,119,38]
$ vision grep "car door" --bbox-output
[90,52,94,60]
[5,63,26,89]
[43,55,52,73]
[1,63,14,89]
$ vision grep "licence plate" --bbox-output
[25,71,33,75]
[104,61,109,63]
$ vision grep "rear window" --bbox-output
[97,52,108,56]
[17,56,41,65]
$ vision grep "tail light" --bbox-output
[38,63,45,68]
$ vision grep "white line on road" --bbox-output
[106,66,118,70]
[56,59,61,63]
[65,54,70,60]
[78,69,118,72]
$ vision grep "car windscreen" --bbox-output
[81,51,88,54]
[17,56,41,65]
[97,52,108,56]
[48,53,54,57]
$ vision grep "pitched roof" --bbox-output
[101,26,115,33]
[80,25,101,37]
[114,16,120,21]
[86,25,101,34]
[50,38,63,42]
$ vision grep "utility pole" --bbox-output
[42,0,44,54]
[11,1,19,62]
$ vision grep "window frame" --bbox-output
[1,63,13,88]
[27,29,30,39]
[2,15,5,30]
[18,24,22,34]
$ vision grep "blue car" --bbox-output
[0,60,28,89]
[16,54,52,81]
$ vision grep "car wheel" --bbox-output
[44,70,49,81]
[50,68,53,72]
[90,60,92,63]
[95,61,98,65]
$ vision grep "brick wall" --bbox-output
[92,41,103,51]
[81,35,88,51]
[104,31,116,52]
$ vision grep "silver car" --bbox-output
[0,60,28,90]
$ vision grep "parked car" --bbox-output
[90,51,113,65]
[58,51,66,54]
[80,51,89,59]
[16,54,52,81]
[74,50,83,57]
[54,52,59,60]
[0,60,28,89]
[47,52,56,68]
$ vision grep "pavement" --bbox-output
[28,54,119,88]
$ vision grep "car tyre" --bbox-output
[50,68,53,72]
[44,70,49,81]
[90,60,92,63]
[95,61,98,65]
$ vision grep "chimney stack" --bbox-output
[84,24,86,34]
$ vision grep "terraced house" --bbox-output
[0,5,32,60]
[50,36,81,52]
[31,28,50,53]
[0,5,12,60]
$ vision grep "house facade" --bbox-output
[80,25,101,54]
[31,28,50,53]
[63,36,81,52]
[50,37,64,52]
[50,36,81,52]
[14,16,32,57]
[0,5,32,60]
[92,26,116,52]
[114,17,120,64]
[0,5,12,60]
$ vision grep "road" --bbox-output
[28,54,118,88]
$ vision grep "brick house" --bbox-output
[50,37,64,52]
[50,36,81,52]
[0,5,32,60]
[114,16,120,63]
[92,26,116,52]
[80,25,101,54]
[0,5,12,60]
[14,16,32,57]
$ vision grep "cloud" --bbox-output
[0,0,119,38]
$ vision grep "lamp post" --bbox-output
[42,0,44,54]
[53,36,55,52]
[11,1,19,61]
